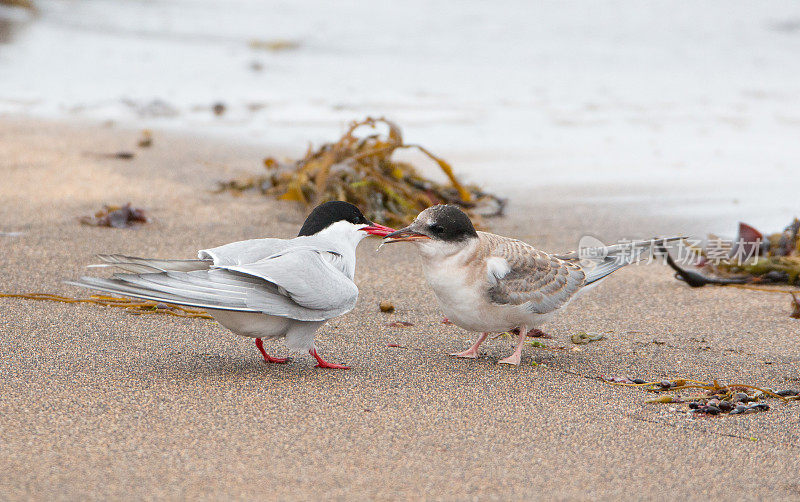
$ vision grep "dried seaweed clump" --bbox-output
[0,0,36,11]
[709,218,800,284]
[664,218,800,287]
[80,203,148,229]
[216,117,506,228]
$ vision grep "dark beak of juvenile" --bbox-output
[383,226,430,243]
[361,222,396,237]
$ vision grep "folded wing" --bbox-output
[484,236,585,314]
[68,247,358,322]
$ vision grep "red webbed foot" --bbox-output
[255,338,289,364]
[309,348,350,369]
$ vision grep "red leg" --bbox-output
[255,338,288,364]
[309,347,350,369]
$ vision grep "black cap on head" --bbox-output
[419,204,478,241]
[298,201,371,236]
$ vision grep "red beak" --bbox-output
[361,222,396,237]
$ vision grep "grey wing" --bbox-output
[66,269,262,313]
[486,238,586,314]
[222,248,358,319]
[198,238,292,266]
[68,249,357,322]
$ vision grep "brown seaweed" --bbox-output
[137,129,153,148]
[712,218,800,284]
[387,321,414,327]
[0,292,212,319]
[0,0,36,11]
[664,218,800,286]
[216,117,506,228]
[248,39,300,51]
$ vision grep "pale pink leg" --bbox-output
[499,325,528,366]
[450,332,489,359]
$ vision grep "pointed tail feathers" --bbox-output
[557,236,684,285]
[66,255,254,312]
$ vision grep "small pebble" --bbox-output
[688,402,700,410]
[776,389,799,397]
[632,378,646,384]
[732,392,749,403]
[659,380,673,389]
[705,405,721,415]
[379,300,395,313]
[571,331,604,344]
[719,401,734,412]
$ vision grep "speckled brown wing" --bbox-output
[481,233,586,314]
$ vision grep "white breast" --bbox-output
[419,250,499,332]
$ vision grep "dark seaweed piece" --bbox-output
[658,244,748,287]
[515,327,552,338]
[212,102,226,116]
[85,151,136,160]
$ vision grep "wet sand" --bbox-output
[1,117,798,500]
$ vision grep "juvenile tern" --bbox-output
[384,205,678,365]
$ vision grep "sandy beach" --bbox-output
[0,117,798,500]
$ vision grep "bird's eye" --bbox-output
[430,224,444,234]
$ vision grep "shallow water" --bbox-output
[1,0,798,231]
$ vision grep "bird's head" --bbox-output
[298,201,394,244]
[382,205,478,257]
